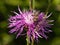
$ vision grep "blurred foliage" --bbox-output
[0,0,60,45]
[51,37,60,45]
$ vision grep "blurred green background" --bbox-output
[0,0,60,45]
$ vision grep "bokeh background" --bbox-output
[0,0,60,45]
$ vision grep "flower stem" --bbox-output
[45,0,51,15]
[31,37,34,45]
[29,0,35,11]
[26,35,30,45]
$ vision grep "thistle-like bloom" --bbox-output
[8,7,53,42]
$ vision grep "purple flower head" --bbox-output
[8,6,54,42]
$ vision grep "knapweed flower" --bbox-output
[8,7,53,42]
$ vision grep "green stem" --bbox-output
[26,35,30,45]
[45,0,51,15]
[31,37,34,45]
[33,0,35,10]
[29,0,35,11]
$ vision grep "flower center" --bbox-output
[24,14,34,24]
